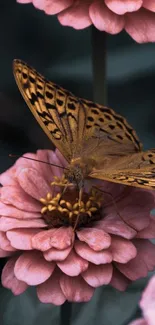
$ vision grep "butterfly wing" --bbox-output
[90,150,155,189]
[13,59,88,162]
[13,59,142,165]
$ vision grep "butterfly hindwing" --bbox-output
[90,150,155,189]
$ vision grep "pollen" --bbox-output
[40,183,103,228]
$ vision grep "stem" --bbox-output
[60,301,72,325]
[91,27,107,105]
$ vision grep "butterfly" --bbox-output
[13,59,155,198]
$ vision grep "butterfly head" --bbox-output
[64,164,84,189]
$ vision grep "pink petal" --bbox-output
[125,8,155,43]
[58,1,92,29]
[32,0,46,10]
[0,216,46,231]
[143,0,155,12]
[36,150,61,185]
[0,231,16,251]
[44,246,72,261]
[115,240,155,281]
[74,241,112,265]
[17,0,32,3]
[82,263,113,287]
[32,227,74,251]
[140,275,155,324]
[0,248,15,257]
[14,251,55,285]
[89,0,125,33]
[128,319,147,325]
[7,229,40,250]
[2,256,28,295]
[116,257,148,281]
[0,201,42,219]
[111,235,137,263]
[37,269,66,305]
[76,227,111,251]
[0,186,41,211]
[16,167,52,200]
[44,0,74,15]
[110,267,130,291]
[105,0,143,14]
[60,274,95,302]
[133,239,155,272]
[136,219,155,238]
[96,215,136,239]
[0,165,18,186]
[57,249,88,276]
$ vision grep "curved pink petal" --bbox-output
[37,269,66,305]
[96,215,136,239]
[111,236,137,263]
[110,267,130,291]
[0,201,42,219]
[89,0,125,33]
[58,1,92,29]
[105,0,143,14]
[17,0,32,3]
[0,216,46,231]
[44,0,74,15]
[0,165,18,186]
[133,239,155,271]
[0,231,16,251]
[7,229,40,250]
[136,219,155,238]
[16,167,52,200]
[140,275,155,325]
[60,274,95,302]
[74,241,112,265]
[143,0,155,12]
[113,189,154,231]
[32,227,74,251]
[82,263,113,288]
[0,186,41,211]
[32,0,46,9]
[125,8,155,43]
[44,246,72,261]
[57,249,88,276]
[2,257,28,295]
[0,248,15,257]
[36,150,62,186]
[76,227,111,251]
[14,251,55,285]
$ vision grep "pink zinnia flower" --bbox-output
[128,275,155,325]
[17,0,155,43]
[1,149,155,305]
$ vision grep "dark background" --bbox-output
[0,1,155,324]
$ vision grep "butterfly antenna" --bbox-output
[9,154,69,170]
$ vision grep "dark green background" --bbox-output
[0,1,155,324]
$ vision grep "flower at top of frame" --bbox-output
[17,0,155,43]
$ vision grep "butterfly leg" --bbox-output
[92,186,124,221]
[73,187,83,231]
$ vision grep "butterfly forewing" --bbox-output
[13,59,87,162]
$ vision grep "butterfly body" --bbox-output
[13,59,155,191]
[64,157,95,189]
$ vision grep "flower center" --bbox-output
[40,176,103,229]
